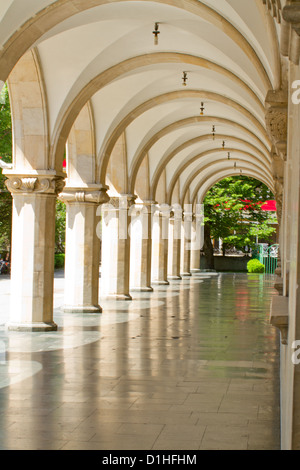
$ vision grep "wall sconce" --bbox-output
[228,152,231,160]
[182,71,188,86]
[222,141,226,149]
[153,22,160,45]
[200,102,205,116]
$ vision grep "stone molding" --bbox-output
[4,173,65,196]
[265,89,288,161]
[262,0,282,24]
[105,194,137,210]
[282,2,300,64]
[59,185,109,205]
[270,295,289,345]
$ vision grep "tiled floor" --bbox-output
[0,271,280,450]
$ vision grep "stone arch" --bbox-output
[151,135,271,200]
[98,88,267,185]
[130,116,271,198]
[192,168,275,208]
[0,0,276,90]
[105,131,129,196]
[167,148,272,206]
[49,51,271,176]
[134,154,150,202]
[180,160,272,208]
[66,100,96,185]
[7,48,49,171]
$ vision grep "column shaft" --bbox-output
[5,174,64,331]
[168,210,182,280]
[130,202,153,292]
[180,212,193,277]
[151,205,170,285]
[64,202,101,312]
[101,195,135,300]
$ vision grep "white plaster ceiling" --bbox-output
[0,0,280,201]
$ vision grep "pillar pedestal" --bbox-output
[59,185,109,313]
[4,172,65,331]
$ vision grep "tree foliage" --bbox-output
[203,176,277,267]
[0,84,12,256]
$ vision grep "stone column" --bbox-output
[168,205,182,280]
[59,185,109,313]
[180,211,193,277]
[191,211,204,273]
[101,194,136,300]
[151,204,170,285]
[4,172,65,331]
[130,201,155,292]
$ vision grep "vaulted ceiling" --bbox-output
[0,0,284,206]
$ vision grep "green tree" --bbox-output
[0,84,12,258]
[55,201,66,254]
[203,176,277,269]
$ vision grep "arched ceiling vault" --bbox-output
[195,169,275,208]
[2,0,282,204]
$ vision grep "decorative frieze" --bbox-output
[5,173,65,196]
[59,185,109,205]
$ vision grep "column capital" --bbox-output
[183,211,194,221]
[282,3,300,63]
[59,184,109,205]
[107,194,137,210]
[4,171,65,196]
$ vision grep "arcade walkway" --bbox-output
[0,272,280,450]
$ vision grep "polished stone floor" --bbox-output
[0,272,280,450]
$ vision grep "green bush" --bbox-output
[247,259,265,273]
[54,253,65,269]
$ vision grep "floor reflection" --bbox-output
[0,272,280,450]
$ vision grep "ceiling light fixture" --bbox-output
[153,22,160,45]
[212,125,216,140]
[182,71,188,86]
[228,152,231,160]
[200,102,205,116]
[222,141,226,149]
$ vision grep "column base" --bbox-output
[151,280,170,286]
[168,275,182,280]
[191,269,201,274]
[180,272,192,277]
[5,321,58,332]
[63,305,102,314]
[130,287,154,293]
[101,294,132,301]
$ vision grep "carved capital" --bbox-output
[265,89,288,160]
[103,194,137,211]
[59,185,109,205]
[283,3,300,35]
[4,174,65,196]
